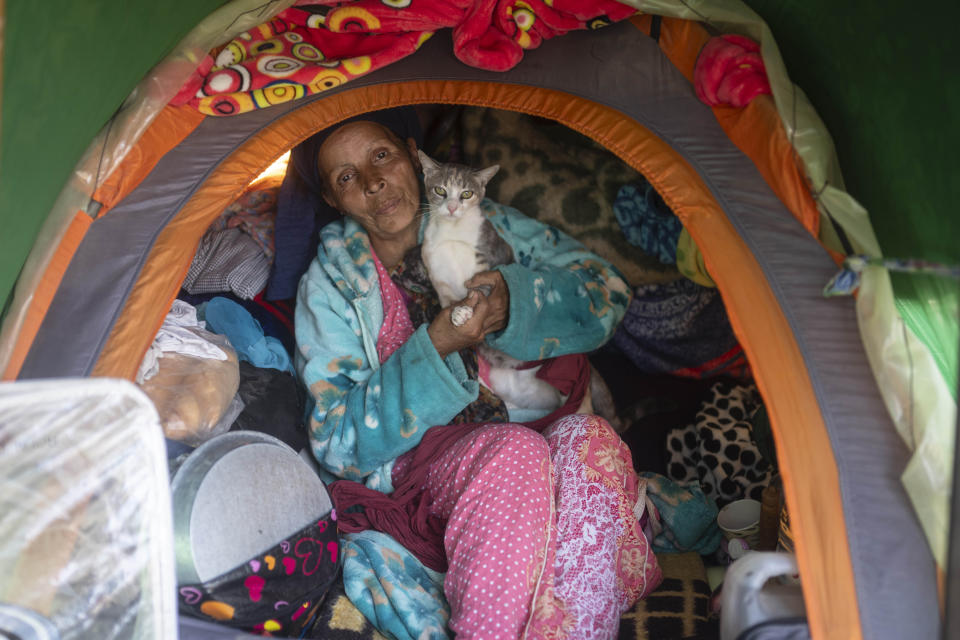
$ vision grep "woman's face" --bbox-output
[318,121,422,246]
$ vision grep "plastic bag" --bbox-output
[0,378,176,640]
[139,328,240,446]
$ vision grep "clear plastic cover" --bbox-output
[0,378,177,639]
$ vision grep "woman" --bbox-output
[295,111,661,640]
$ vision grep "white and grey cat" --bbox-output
[418,150,620,425]
[418,150,562,412]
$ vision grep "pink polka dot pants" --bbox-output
[423,415,662,640]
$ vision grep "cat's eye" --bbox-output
[433,186,446,196]
[375,150,388,160]
[460,190,473,199]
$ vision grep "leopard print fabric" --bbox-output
[457,107,681,288]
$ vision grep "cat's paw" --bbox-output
[450,305,474,327]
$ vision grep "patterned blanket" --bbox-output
[303,552,717,639]
[175,0,637,116]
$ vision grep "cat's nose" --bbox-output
[446,202,457,213]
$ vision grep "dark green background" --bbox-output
[743,0,959,388]
[744,1,959,262]
[1,0,224,312]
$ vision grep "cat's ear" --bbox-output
[475,164,500,186]
[417,150,440,175]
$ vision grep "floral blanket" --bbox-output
[174,0,636,115]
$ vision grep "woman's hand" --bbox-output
[465,270,509,332]
[427,272,510,358]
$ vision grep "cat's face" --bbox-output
[418,151,499,220]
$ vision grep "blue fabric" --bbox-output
[481,202,633,362]
[613,180,683,265]
[640,471,722,555]
[612,278,740,374]
[204,297,294,374]
[342,531,449,640]
[265,107,423,301]
[295,214,479,491]
[178,290,295,356]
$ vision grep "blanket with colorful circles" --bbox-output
[173,0,637,116]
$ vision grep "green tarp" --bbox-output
[746,0,960,391]
[0,0,225,313]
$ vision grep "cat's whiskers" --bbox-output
[412,205,440,224]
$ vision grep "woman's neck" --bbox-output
[370,227,418,271]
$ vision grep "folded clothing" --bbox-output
[209,187,278,259]
[184,228,271,300]
[179,290,296,357]
[613,179,683,265]
[612,278,750,380]
[666,381,773,508]
[676,227,716,287]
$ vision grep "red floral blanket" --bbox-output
[174,0,636,116]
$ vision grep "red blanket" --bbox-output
[174,0,636,116]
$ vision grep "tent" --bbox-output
[0,1,956,638]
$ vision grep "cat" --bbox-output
[418,150,622,427]
[418,150,563,413]
[417,152,509,311]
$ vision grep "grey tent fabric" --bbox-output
[18,23,939,639]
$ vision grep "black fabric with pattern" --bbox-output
[665,381,772,508]
[618,552,719,640]
[178,515,340,635]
